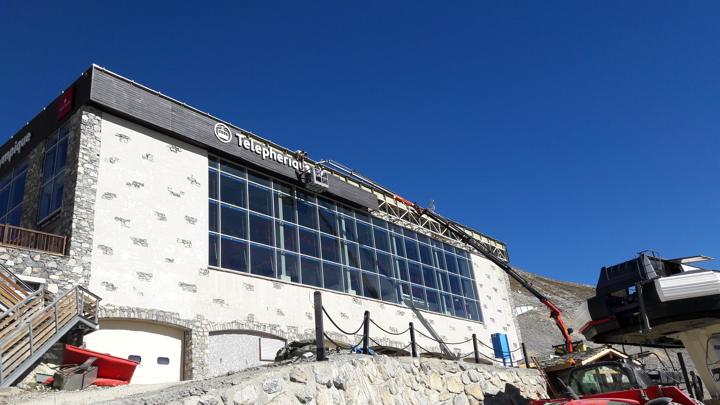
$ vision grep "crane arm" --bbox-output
[393,195,573,353]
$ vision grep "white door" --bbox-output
[83,320,184,384]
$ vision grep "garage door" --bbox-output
[208,331,285,377]
[83,320,184,384]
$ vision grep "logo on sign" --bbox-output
[214,123,233,143]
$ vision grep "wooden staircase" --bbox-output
[0,265,100,387]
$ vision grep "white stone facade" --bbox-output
[81,111,522,380]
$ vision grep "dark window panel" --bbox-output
[441,293,454,316]
[356,221,373,247]
[297,200,318,229]
[208,201,218,232]
[299,228,320,257]
[418,243,433,265]
[416,233,430,245]
[323,262,343,292]
[376,252,393,278]
[449,274,463,295]
[248,170,271,187]
[320,235,340,263]
[38,183,52,220]
[391,235,405,257]
[274,193,296,223]
[209,234,219,267]
[275,222,298,252]
[379,276,399,304]
[344,267,363,295]
[297,190,316,203]
[319,208,338,236]
[371,216,388,229]
[208,156,219,169]
[400,283,412,303]
[208,169,218,200]
[54,137,69,172]
[339,216,357,242]
[411,285,426,309]
[250,244,275,278]
[359,246,376,272]
[453,296,467,319]
[437,271,451,293]
[403,229,418,240]
[389,223,403,234]
[220,205,248,239]
[422,266,437,289]
[338,204,354,217]
[220,173,247,208]
[355,210,370,223]
[277,252,300,283]
[461,278,477,300]
[466,300,482,321]
[373,228,389,252]
[408,262,423,285]
[426,290,441,312]
[317,196,335,211]
[301,257,322,287]
[457,258,472,277]
[42,147,56,182]
[220,160,245,178]
[249,213,273,245]
[221,237,248,272]
[6,207,21,226]
[405,239,419,262]
[0,187,10,218]
[433,249,446,270]
[394,258,409,282]
[273,180,293,195]
[248,183,272,215]
[361,272,380,299]
[341,242,360,268]
[445,252,458,274]
[50,175,64,212]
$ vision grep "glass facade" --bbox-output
[38,127,69,222]
[0,160,28,226]
[208,156,483,321]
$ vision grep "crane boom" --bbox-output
[393,195,574,353]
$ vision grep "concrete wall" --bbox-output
[85,111,523,379]
[208,331,285,377]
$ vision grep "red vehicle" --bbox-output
[532,361,699,405]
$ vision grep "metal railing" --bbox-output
[312,291,524,366]
[0,286,100,386]
[0,224,67,255]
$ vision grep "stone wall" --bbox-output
[107,355,547,405]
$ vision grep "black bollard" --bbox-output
[472,334,480,364]
[313,291,326,361]
[409,322,417,358]
[362,310,370,355]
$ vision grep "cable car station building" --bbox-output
[0,65,521,384]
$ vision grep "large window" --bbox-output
[0,161,28,226]
[208,156,483,321]
[38,128,69,222]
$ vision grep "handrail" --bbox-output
[0,286,43,320]
[0,262,32,293]
[0,224,67,255]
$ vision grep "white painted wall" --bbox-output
[89,112,522,364]
[208,332,285,377]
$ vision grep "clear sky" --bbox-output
[1,1,718,285]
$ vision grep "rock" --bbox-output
[465,383,484,401]
[381,388,395,405]
[446,375,464,394]
[461,371,472,385]
[428,371,444,391]
[224,384,258,405]
[262,375,284,394]
[453,395,470,405]
[333,374,347,390]
[468,369,481,383]
[268,393,294,405]
[316,390,335,405]
[182,396,202,405]
[295,388,314,404]
[314,370,333,388]
[290,367,308,384]
[197,394,222,405]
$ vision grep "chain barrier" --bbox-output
[322,306,364,336]
[414,329,473,345]
[369,318,410,336]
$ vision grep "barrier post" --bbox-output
[409,322,417,358]
[522,343,530,368]
[362,310,370,355]
[678,352,694,398]
[472,334,480,364]
[313,291,327,361]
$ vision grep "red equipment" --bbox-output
[63,344,138,386]
[393,195,575,352]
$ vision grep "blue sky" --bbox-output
[1,1,718,285]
